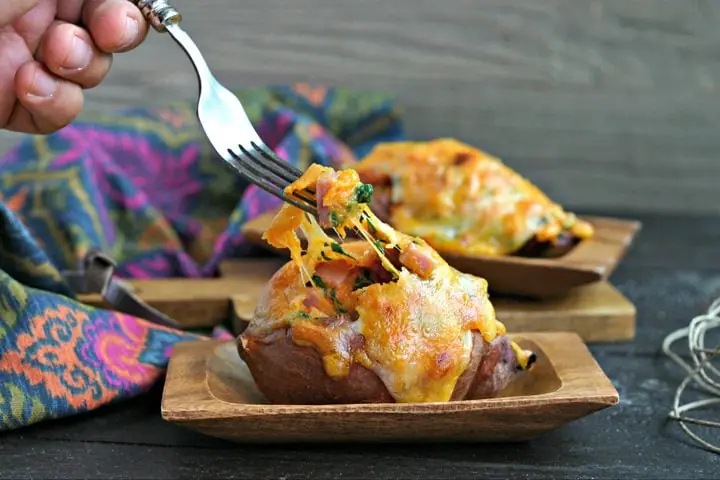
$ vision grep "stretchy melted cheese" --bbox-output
[352,138,594,256]
[253,163,533,403]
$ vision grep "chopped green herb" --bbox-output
[331,242,356,260]
[327,288,346,314]
[287,310,311,325]
[330,211,341,228]
[354,183,374,204]
[353,270,373,290]
[363,214,378,235]
[312,275,327,289]
[311,274,344,313]
[374,239,385,255]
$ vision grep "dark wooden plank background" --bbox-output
[2,0,719,214]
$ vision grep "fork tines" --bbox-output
[228,143,398,251]
[228,142,318,216]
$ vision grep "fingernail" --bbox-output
[120,16,139,49]
[27,69,58,99]
[61,34,93,72]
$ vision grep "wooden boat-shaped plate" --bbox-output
[161,332,618,443]
[241,210,641,299]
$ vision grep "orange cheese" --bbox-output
[353,138,594,256]
[252,162,530,403]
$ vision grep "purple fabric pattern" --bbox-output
[0,84,406,431]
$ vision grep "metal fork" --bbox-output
[128,0,318,216]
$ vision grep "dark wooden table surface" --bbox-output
[1,210,719,479]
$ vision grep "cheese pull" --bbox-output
[241,162,536,405]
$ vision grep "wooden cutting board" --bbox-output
[78,258,636,343]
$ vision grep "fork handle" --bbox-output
[128,0,182,33]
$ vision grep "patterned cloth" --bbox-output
[0,84,406,431]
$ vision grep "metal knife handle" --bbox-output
[128,0,182,33]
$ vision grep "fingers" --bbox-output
[41,21,112,89]
[12,61,84,134]
[83,0,149,53]
[56,0,87,23]
[0,0,39,27]
[2,0,150,135]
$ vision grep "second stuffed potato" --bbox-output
[353,138,594,258]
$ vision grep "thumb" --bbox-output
[1,0,40,26]
[12,62,84,134]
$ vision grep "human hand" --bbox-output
[1,0,149,134]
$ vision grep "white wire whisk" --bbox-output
[661,296,720,454]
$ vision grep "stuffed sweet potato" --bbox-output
[236,164,536,405]
[352,138,594,258]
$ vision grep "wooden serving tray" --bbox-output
[78,258,283,330]
[77,258,636,343]
[161,332,618,443]
[241,211,641,299]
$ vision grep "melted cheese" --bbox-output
[353,138,595,256]
[351,216,400,278]
[511,342,534,371]
[354,267,494,403]
[254,162,534,403]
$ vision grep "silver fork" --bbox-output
[128,0,318,216]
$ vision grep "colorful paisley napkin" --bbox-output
[0,84,406,431]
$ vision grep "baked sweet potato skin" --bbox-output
[467,335,523,399]
[237,326,530,405]
[512,233,579,259]
[238,328,394,404]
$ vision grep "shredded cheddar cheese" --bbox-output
[511,342,534,371]
[253,163,534,403]
[353,138,595,256]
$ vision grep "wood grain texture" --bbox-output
[491,282,636,342]
[2,0,719,213]
[161,333,618,443]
